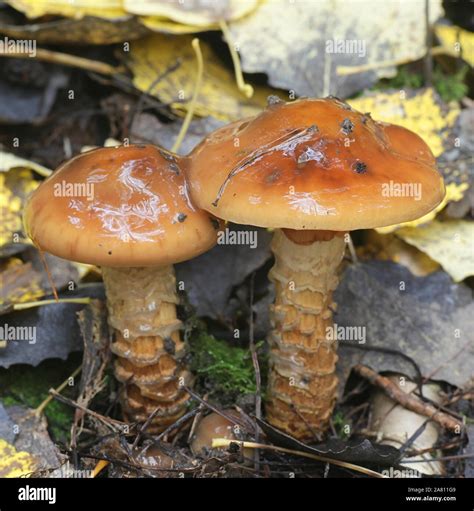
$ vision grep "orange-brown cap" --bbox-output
[187,97,445,231]
[24,145,221,267]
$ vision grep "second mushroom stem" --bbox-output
[101,266,192,432]
[266,229,346,440]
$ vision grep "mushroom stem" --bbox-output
[266,229,346,440]
[101,266,192,432]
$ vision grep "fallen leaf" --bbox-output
[376,182,469,234]
[229,0,443,98]
[0,247,81,307]
[0,12,149,44]
[0,405,63,477]
[257,418,400,466]
[125,33,275,121]
[349,88,460,158]
[0,438,36,477]
[0,283,104,368]
[0,151,52,177]
[6,0,127,19]
[359,230,440,277]
[130,0,258,33]
[396,220,474,282]
[0,65,68,124]
[335,261,474,390]
[176,224,271,319]
[0,403,15,444]
[0,167,39,255]
[435,23,474,67]
[131,112,224,154]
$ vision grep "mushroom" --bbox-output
[370,374,444,476]
[190,411,251,460]
[185,97,445,440]
[24,144,221,431]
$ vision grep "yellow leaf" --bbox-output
[359,231,440,277]
[139,16,211,34]
[376,182,468,234]
[6,0,127,19]
[0,14,149,45]
[0,168,39,248]
[0,151,51,177]
[396,220,474,282]
[127,0,259,28]
[126,34,274,121]
[0,439,36,478]
[0,257,43,305]
[348,88,460,157]
[435,24,474,67]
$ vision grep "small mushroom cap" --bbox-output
[24,145,221,266]
[187,98,445,231]
[190,411,239,456]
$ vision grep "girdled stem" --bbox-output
[266,229,346,440]
[102,266,192,432]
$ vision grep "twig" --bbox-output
[187,393,209,445]
[13,298,91,310]
[49,389,127,431]
[155,407,200,442]
[219,20,254,98]
[248,272,261,471]
[336,47,457,76]
[354,364,463,433]
[171,38,204,153]
[35,365,82,416]
[212,439,386,478]
[184,386,248,430]
[0,48,123,76]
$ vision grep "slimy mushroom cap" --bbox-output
[187,97,445,231]
[24,145,221,266]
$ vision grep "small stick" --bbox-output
[219,20,254,98]
[354,364,463,433]
[212,439,386,478]
[14,298,91,311]
[248,273,261,471]
[0,48,123,76]
[35,365,82,416]
[91,459,109,478]
[336,47,456,76]
[171,39,204,153]
[49,390,127,431]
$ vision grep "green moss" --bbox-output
[373,67,424,91]
[332,411,351,440]
[190,332,265,400]
[432,65,469,103]
[371,64,468,103]
[0,356,79,443]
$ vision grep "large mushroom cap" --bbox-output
[24,145,221,267]
[187,97,445,231]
